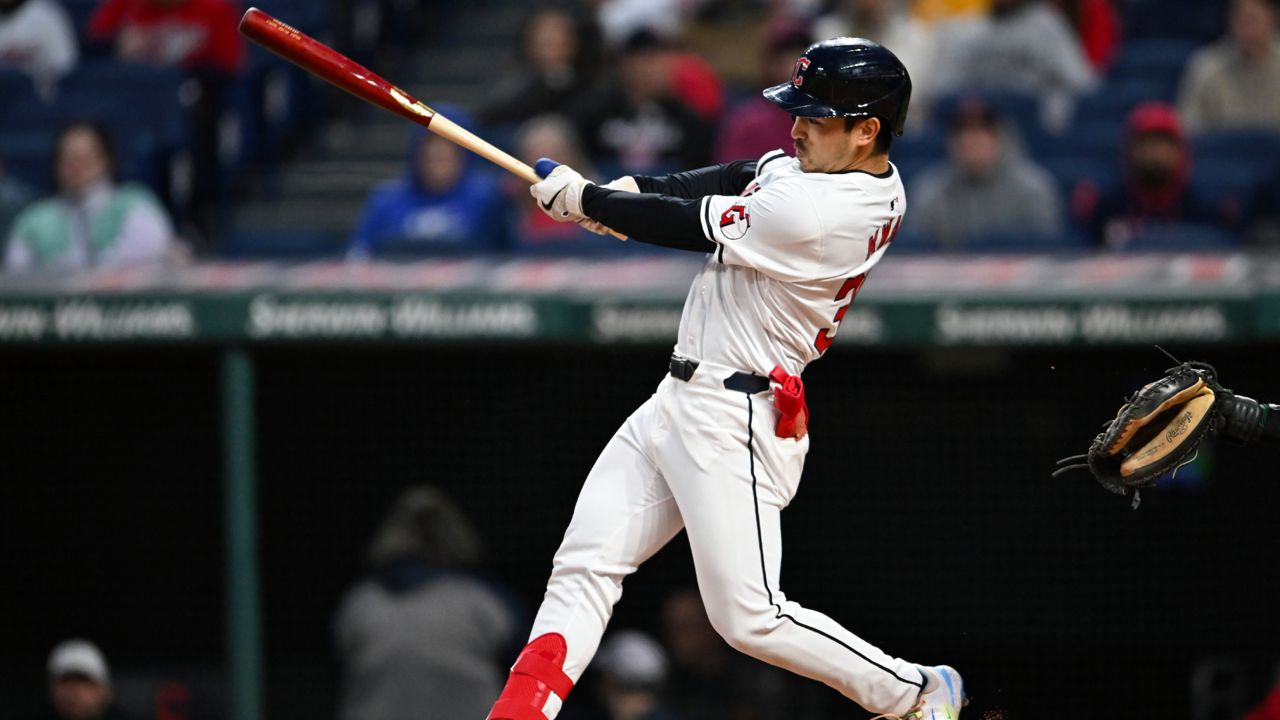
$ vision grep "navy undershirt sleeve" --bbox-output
[581,160,758,252]
[632,160,758,198]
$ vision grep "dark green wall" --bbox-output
[4,344,1278,718]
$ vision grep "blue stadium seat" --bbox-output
[892,130,945,183]
[1108,39,1200,97]
[1051,119,1124,164]
[1042,156,1116,201]
[1074,78,1173,124]
[222,227,348,259]
[0,69,39,108]
[1189,129,1280,215]
[57,61,188,150]
[0,132,55,194]
[931,90,1043,145]
[1119,223,1242,252]
[963,229,1092,254]
[1123,0,1225,43]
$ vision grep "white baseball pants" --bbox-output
[527,362,927,717]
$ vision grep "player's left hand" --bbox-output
[531,165,592,222]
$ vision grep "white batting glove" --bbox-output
[577,175,639,235]
[530,165,592,222]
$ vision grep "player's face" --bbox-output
[790,116,865,172]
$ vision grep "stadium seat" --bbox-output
[57,61,188,150]
[1108,39,1200,97]
[1120,223,1242,252]
[931,90,1043,145]
[222,227,348,259]
[963,229,1092,254]
[1042,156,1116,203]
[1051,119,1124,165]
[0,68,39,108]
[1123,0,1225,43]
[1074,78,1173,124]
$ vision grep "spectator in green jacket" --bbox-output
[5,121,173,274]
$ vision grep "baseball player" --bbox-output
[487,39,965,720]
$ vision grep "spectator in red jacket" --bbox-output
[88,0,245,248]
[1072,102,1239,247]
[713,22,811,164]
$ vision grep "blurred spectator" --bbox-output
[0,159,35,242]
[35,639,134,720]
[713,23,810,163]
[0,0,78,97]
[660,588,792,720]
[333,485,519,720]
[508,114,611,253]
[591,631,676,720]
[1178,0,1280,132]
[908,97,1062,248]
[1073,102,1240,248]
[589,0,690,48]
[910,0,990,23]
[574,29,715,176]
[1247,165,1280,246]
[1245,664,1280,720]
[476,6,602,129]
[668,42,724,121]
[6,121,173,273]
[931,0,1096,131]
[812,0,936,126]
[1049,0,1121,71]
[349,111,507,258]
[88,0,247,245]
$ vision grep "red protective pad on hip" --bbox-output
[769,365,809,439]
[486,633,573,720]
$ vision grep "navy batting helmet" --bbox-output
[763,38,912,135]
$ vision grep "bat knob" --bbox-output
[534,158,560,179]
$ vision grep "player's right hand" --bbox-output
[531,164,591,222]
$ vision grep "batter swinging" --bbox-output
[487,38,965,720]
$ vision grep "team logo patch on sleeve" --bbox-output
[719,204,751,240]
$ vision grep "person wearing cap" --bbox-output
[908,96,1063,249]
[590,631,675,720]
[571,28,715,176]
[39,640,132,720]
[1071,101,1239,248]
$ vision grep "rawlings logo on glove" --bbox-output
[1053,359,1226,508]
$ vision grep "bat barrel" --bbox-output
[238,7,434,127]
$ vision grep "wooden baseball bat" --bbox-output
[237,8,626,240]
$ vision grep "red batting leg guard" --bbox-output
[486,633,574,720]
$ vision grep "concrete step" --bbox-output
[234,198,366,235]
[451,5,527,46]
[404,82,482,111]
[320,122,410,162]
[274,160,401,200]
[403,46,509,85]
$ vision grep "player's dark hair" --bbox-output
[844,116,895,154]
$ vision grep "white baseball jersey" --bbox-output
[513,150,928,720]
[681,149,906,375]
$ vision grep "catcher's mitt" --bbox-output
[1053,361,1226,507]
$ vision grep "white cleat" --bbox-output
[905,665,966,720]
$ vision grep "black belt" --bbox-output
[669,354,770,394]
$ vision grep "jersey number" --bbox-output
[814,273,867,354]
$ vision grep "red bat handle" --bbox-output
[238,7,435,128]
